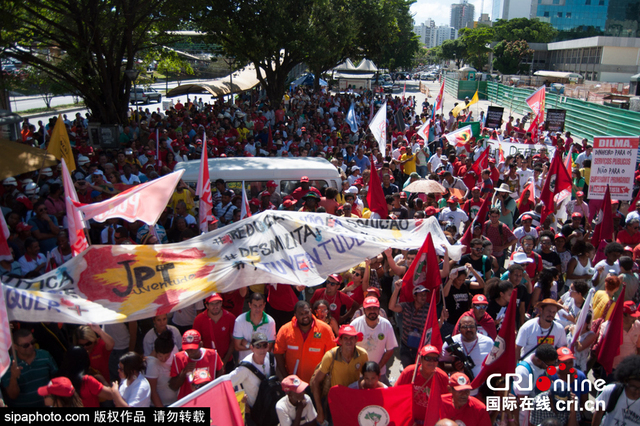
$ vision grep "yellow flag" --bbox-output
[452,90,479,117]
[47,114,75,171]
[467,90,479,108]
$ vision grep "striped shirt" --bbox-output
[400,302,429,347]
[1,349,57,407]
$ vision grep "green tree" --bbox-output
[492,40,533,74]
[19,66,70,108]
[458,27,494,70]
[440,39,467,69]
[492,18,557,43]
[0,0,189,124]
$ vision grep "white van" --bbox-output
[175,157,342,198]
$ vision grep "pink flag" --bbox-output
[0,207,12,261]
[171,379,243,426]
[196,136,213,233]
[0,284,12,377]
[240,181,251,220]
[61,158,89,255]
[75,170,184,225]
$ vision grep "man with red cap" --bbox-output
[37,377,79,407]
[309,274,359,324]
[453,294,498,340]
[311,324,368,425]
[169,329,224,400]
[350,296,398,383]
[259,190,276,212]
[462,187,483,222]
[276,375,317,426]
[513,214,539,249]
[440,372,491,426]
[292,176,321,203]
[266,180,282,207]
[547,347,590,411]
[192,293,236,371]
[395,344,449,424]
[439,196,469,236]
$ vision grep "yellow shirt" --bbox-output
[592,290,615,321]
[319,346,368,387]
[401,153,416,175]
[169,189,195,216]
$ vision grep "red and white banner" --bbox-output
[171,378,243,426]
[588,136,639,200]
[75,170,184,225]
[525,85,546,121]
[0,282,11,377]
[61,158,89,255]
[328,384,413,426]
[416,119,430,143]
[196,136,213,233]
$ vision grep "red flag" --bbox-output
[171,379,243,426]
[518,180,536,209]
[597,284,626,376]
[526,114,539,142]
[0,283,12,377]
[196,138,214,234]
[61,158,89,255]
[435,79,445,114]
[470,287,518,389]
[630,188,640,216]
[267,125,273,150]
[564,145,574,172]
[470,148,489,177]
[410,290,443,385]
[328,384,413,426]
[366,155,388,219]
[459,193,492,248]
[0,206,13,262]
[424,367,442,426]
[592,184,614,264]
[401,233,441,302]
[525,86,546,123]
[539,151,572,225]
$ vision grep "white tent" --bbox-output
[355,59,378,72]
[334,59,357,71]
[165,63,266,97]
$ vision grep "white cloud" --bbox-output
[411,0,484,27]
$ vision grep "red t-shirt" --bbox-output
[80,374,104,407]
[192,310,235,356]
[309,289,355,323]
[88,339,111,382]
[267,284,299,312]
[343,282,365,306]
[170,349,223,400]
[440,393,492,426]
[463,199,483,221]
[222,290,245,318]
[395,366,449,422]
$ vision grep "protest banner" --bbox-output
[545,109,566,132]
[589,136,639,200]
[1,212,462,324]
[171,378,243,426]
[328,384,413,426]
[486,139,555,159]
[485,106,504,129]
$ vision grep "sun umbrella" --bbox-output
[403,179,446,194]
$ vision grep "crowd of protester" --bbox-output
[3,86,640,426]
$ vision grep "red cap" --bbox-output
[354,178,364,186]
[623,301,640,317]
[400,146,407,151]
[146,150,155,156]
[449,372,473,391]
[472,294,489,305]
[576,191,584,197]
[281,375,309,393]
[38,377,75,397]
[328,274,343,284]
[554,233,566,240]
[522,214,533,221]
[571,212,583,218]
[300,176,309,183]
[557,347,576,362]
[488,158,496,164]
[472,186,480,191]
[363,296,380,309]
[205,293,223,303]
[267,180,277,187]
[192,368,212,386]
[283,199,295,207]
[260,191,271,197]
[250,198,261,207]
[335,325,364,343]
[366,287,381,297]
[419,345,439,357]
[447,196,459,204]
[425,206,439,217]
[182,329,202,350]
[16,222,32,232]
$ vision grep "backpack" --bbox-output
[606,383,625,413]
[239,356,285,426]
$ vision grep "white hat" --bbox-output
[351,166,360,172]
[346,186,359,194]
[512,252,534,264]
[494,183,513,194]
[78,156,90,165]
[40,168,53,177]
[3,177,17,186]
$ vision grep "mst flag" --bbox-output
[171,378,244,426]
[47,114,76,171]
[470,287,518,388]
[471,148,489,177]
[401,233,441,303]
[366,156,388,219]
[196,140,213,234]
[61,158,89,255]
[328,385,412,426]
[597,285,626,376]
[369,102,387,156]
[459,193,491,248]
[416,119,430,143]
[526,85,546,120]
[539,151,572,224]
[445,125,473,147]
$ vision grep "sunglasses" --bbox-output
[327,281,339,286]
[354,272,361,277]
[422,356,439,362]
[253,343,268,349]
[18,340,36,349]
[473,304,487,310]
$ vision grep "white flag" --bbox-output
[61,158,89,255]
[369,102,387,157]
[416,119,430,143]
[240,181,251,220]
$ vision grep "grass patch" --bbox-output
[19,103,85,115]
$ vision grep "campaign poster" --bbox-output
[589,136,640,200]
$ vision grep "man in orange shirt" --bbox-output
[274,301,336,383]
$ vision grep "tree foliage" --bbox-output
[492,18,557,43]
[492,40,533,75]
[439,39,467,69]
[458,27,494,71]
[0,0,188,124]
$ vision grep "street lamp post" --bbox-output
[124,69,140,128]
[224,57,236,107]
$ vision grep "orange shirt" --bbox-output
[274,317,336,383]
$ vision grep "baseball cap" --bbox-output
[77,156,90,165]
[447,196,459,204]
[335,324,364,343]
[146,150,156,156]
[449,372,473,391]
[205,293,223,303]
[267,180,277,187]
[363,296,380,309]
[522,214,533,221]
[366,287,381,297]
[283,199,295,208]
[182,329,202,350]
[554,233,566,240]
[623,301,640,317]
[419,345,439,357]
[472,186,480,191]
[192,369,212,386]
[40,168,53,177]
[251,332,269,345]
[576,191,584,197]
[260,191,271,197]
[413,285,429,295]
[328,274,343,284]
[125,148,133,155]
[300,176,310,183]
[281,375,309,393]
[16,222,32,232]
[38,377,75,398]
[223,189,235,197]
[400,192,407,199]
[571,212,583,219]
[557,347,576,362]
[472,294,489,305]
[425,206,439,217]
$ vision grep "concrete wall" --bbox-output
[602,46,640,67]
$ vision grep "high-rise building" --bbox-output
[413,19,436,45]
[431,26,459,47]
[492,0,504,20]
[450,0,475,30]
[501,0,534,20]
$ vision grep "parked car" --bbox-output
[420,73,437,81]
[130,87,162,104]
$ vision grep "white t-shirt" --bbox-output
[515,318,568,359]
[350,316,398,375]
[441,333,495,379]
[146,352,178,406]
[222,353,276,407]
[232,312,277,359]
[142,325,183,356]
[104,323,131,350]
[276,394,317,426]
[119,373,151,407]
[594,260,620,291]
[596,383,640,426]
[439,207,469,234]
[513,226,539,248]
[172,301,204,327]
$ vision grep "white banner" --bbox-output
[1,212,461,324]
[486,139,555,161]
[589,136,639,201]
